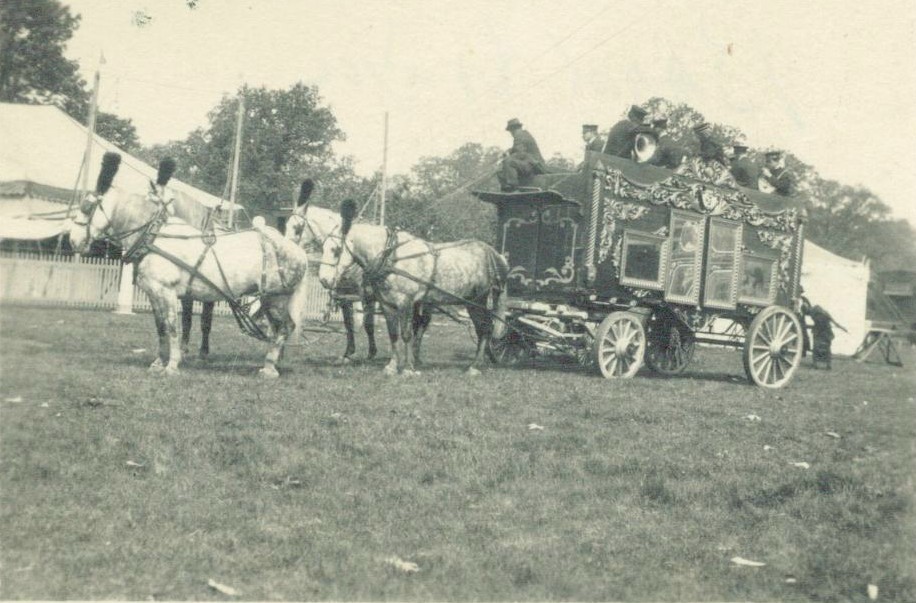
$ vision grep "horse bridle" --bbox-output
[287,211,324,253]
[74,186,171,259]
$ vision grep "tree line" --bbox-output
[2,0,913,272]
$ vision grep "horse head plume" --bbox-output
[156,157,177,186]
[297,179,315,208]
[96,152,122,195]
[340,199,358,235]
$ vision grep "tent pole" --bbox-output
[228,95,245,229]
[72,65,101,214]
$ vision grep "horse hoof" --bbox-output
[367,349,378,360]
[164,366,180,377]
[383,365,398,376]
[198,353,209,362]
[259,367,280,379]
[402,369,421,378]
[148,359,164,373]
[467,367,481,377]
[334,356,353,366]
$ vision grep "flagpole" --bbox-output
[77,58,102,203]
[227,94,245,229]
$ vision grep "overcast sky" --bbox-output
[65,0,916,225]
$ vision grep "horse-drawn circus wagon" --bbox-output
[474,152,807,388]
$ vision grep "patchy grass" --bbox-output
[1,305,914,601]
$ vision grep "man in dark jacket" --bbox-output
[498,118,547,191]
[648,116,685,169]
[603,105,649,158]
[582,124,605,153]
[760,150,796,196]
[729,144,759,189]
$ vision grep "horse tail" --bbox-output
[488,247,510,340]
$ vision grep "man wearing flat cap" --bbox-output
[582,124,605,154]
[728,143,759,190]
[498,118,547,192]
[759,150,796,196]
[648,116,686,170]
[602,105,650,159]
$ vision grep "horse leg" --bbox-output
[411,304,432,367]
[199,301,213,359]
[258,300,285,379]
[363,295,378,360]
[340,300,357,361]
[162,291,183,376]
[465,304,493,376]
[381,304,401,376]
[149,299,169,373]
[398,307,419,376]
[180,298,193,355]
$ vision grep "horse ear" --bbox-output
[96,152,121,195]
[156,157,177,186]
[340,198,357,235]
[297,179,315,208]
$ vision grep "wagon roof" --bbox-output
[473,155,804,215]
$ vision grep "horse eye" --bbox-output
[333,247,342,259]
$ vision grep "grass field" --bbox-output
[1,305,914,601]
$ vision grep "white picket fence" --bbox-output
[0,252,337,321]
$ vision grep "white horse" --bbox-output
[283,180,430,363]
[68,153,311,378]
[318,199,509,376]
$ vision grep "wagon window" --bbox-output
[620,231,668,290]
[738,254,778,305]
[665,211,705,305]
[703,218,743,309]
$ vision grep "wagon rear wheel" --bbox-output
[743,305,803,388]
[645,314,695,375]
[593,311,646,379]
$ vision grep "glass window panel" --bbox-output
[739,255,776,304]
[665,212,704,303]
[704,219,742,309]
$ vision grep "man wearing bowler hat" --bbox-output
[728,143,759,189]
[581,124,605,154]
[498,118,547,192]
[603,104,650,158]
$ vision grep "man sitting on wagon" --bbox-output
[497,118,548,192]
[648,116,686,169]
[582,124,605,154]
[759,150,796,197]
[602,104,651,159]
[676,122,738,187]
[728,143,759,189]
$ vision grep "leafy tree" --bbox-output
[0,0,86,111]
[141,83,370,218]
[385,143,503,243]
[95,111,140,151]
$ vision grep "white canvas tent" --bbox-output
[800,240,869,356]
[0,102,239,240]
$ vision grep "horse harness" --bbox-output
[81,193,285,342]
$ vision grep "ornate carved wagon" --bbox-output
[473,153,807,388]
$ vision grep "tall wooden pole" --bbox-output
[227,95,245,228]
[79,68,101,197]
[379,111,388,226]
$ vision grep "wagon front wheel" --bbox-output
[593,311,646,379]
[743,305,803,388]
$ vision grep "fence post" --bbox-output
[114,262,134,314]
